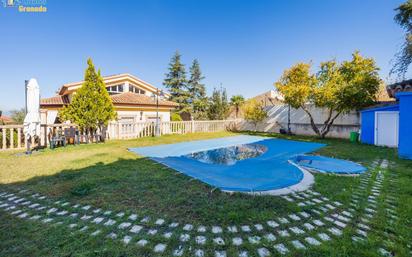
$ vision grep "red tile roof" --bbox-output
[40,95,70,106]
[0,115,13,124]
[110,92,178,107]
[40,92,178,107]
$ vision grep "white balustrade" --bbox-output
[0,120,235,151]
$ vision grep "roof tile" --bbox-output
[110,92,178,106]
[40,92,178,107]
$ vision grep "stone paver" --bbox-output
[305,237,321,246]
[154,243,167,253]
[136,239,148,247]
[215,251,226,257]
[264,233,276,241]
[292,240,306,249]
[194,249,204,257]
[213,237,225,245]
[267,220,279,228]
[318,233,331,241]
[274,243,289,255]
[130,225,143,233]
[0,178,395,257]
[248,236,261,244]
[257,247,270,257]
[122,235,132,244]
[232,237,243,246]
[196,235,207,245]
[180,233,190,242]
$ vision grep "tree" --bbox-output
[60,58,116,140]
[207,87,230,120]
[392,0,412,77]
[171,112,183,121]
[230,95,245,118]
[187,59,208,119]
[376,82,392,101]
[275,51,381,138]
[163,51,190,113]
[10,108,25,124]
[243,99,268,130]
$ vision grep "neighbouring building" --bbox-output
[0,114,13,125]
[360,80,412,160]
[228,90,284,119]
[251,90,284,107]
[40,73,178,124]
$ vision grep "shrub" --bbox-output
[171,113,183,121]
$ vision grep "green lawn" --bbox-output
[0,131,411,257]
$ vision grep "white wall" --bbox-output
[117,110,170,122]
[238,104,360,138]
[41,109,171,125]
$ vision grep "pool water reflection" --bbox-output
[186,143,267,165]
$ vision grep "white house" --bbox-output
[40,73,178,124]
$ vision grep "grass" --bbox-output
[0,131,411,256]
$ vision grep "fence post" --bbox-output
[40,125,45,147]
[17,127,21,149]
[117,122,121,139]
[2,128,6,149]
[9,128,14,149]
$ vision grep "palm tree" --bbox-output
[230,95,245,119]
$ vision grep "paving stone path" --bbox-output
[0,159,402,256]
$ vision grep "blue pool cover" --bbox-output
[290,155,367,174]
[130,135,325,192]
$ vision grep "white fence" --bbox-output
[0,120,236,151]
[107,120,236,139]
[0,124,79,151]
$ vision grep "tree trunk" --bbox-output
[320,111,342,138]
[100,124,107,142]
[301,105,321,137]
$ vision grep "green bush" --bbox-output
[171,113,183,121]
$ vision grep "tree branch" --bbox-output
[320,111,342,138]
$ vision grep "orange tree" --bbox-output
[275,51,381,138]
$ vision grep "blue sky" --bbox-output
[0,0,406,111]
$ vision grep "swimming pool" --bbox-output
[130,135,325,192]
[186,143,268,165]
[290,155,367,175]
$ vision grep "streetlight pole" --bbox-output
[154,88,163,137]
[156,89,159,136]
[287,104,291,134]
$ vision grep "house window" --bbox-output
[118,116,135,123]
[128,84,146,95]
[106,84,124,94]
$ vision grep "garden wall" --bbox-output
[238,104,360,138]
